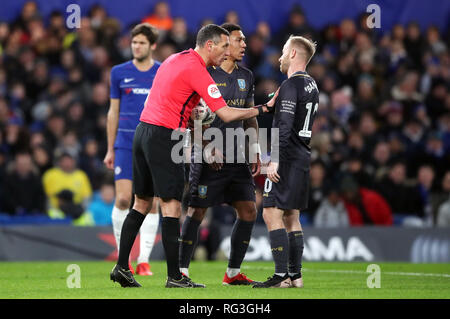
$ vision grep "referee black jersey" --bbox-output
[206,64,255,161]
[271,71,319,167]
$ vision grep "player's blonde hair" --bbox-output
[288,35,316,65]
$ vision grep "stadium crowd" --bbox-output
[0,1,449,228]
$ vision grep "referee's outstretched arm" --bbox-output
[215,89,278,123]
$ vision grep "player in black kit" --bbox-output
[253,36,318,288]
[179,23,261,285]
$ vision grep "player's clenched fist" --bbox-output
[103,150,115,170]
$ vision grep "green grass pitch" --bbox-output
[0,261,449,299]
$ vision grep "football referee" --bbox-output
[110,24,277,288]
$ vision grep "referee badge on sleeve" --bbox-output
[198,185,208,198]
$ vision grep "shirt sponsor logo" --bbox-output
[124,88,150,95]
[207,84,222,99]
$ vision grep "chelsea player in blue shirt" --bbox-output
[104,23,161,277]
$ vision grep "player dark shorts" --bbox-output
[263,161,310,210]
[189,163,255,208]
[132,122,185,201]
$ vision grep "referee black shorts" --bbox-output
[132,122,185,201]
[262,161,310,210]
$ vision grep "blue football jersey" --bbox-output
[110,60,161,149]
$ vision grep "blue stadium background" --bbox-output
[1,0,449,34]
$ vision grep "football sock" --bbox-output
[228,219,254,269]
[288,231,304,275]
[179,215,201,268]
[180,267,189,277]
[137,212,160,264]
[111,206,128,252]
[269,228,289,275]
[226,268,240,278]
[161,217,182,280]
[117,209,145,269]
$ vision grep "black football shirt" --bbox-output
[271,71,319,168]
[206,64,255,162]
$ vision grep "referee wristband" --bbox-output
[257,104,267,116]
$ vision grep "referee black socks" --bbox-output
[162,217,183,280]
[117,209,146,270]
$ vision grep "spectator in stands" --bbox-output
[353,75,378,114]
[142,1,173,34]
[254,47,285,83]
[43,112,65,151]
[79,136,104,190]
[12,1,40,33]
[243,32,266,73]
[42,148,92,211]
[342,154,374,189]
[391,71,423,120]
[86,82,109,123]
[425,26,447,56]
[314,181,348,228]
[367,141,390,180]
[425,77,448,120]
[88,181,115,226]
[418,131,449,177]
[402,117,427,157]
[337,19,358,55]
[404,22,425,69]
[306,160,327,222]
[31,144,52,176]
[88,4,108,30]
[58,130,81,159]
[387,131,407,161]
[415,164,436,226]
[358,112,380,161]
[436,195,450,227]
[162,17,195,52]
[0,152,45,215]
[255,21,272,45]
[375,160,423,223]
[4,116,30,155]
[65,100,91,138]
[340,175,393,226]
[276,4,315,48]
[224,10,240,25]
[432,170,450,223]
[48,189,94,226]
[379,101,404,138]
